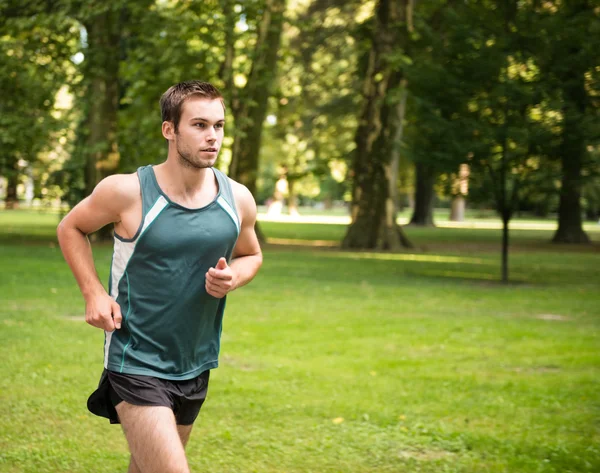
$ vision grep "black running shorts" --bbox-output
[87,369,210,426]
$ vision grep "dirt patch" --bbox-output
[536,314,570,321]
[511,365,561,373]
[220,354,262,372]
[2,319,24,326]
[398,449,454,461]
[265,238,339,248]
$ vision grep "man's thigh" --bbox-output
[127,424,194,473]
[116,401,190,473]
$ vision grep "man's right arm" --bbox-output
[57,174,137,332]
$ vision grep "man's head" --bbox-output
[161,81,226,169]
[160,80,224,133]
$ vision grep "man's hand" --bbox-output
[205,257,237,298]
[85,292,122,332]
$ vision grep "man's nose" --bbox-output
[206,127,217,141]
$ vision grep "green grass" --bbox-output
[1,209,599,472]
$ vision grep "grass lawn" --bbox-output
[0,210,599,472]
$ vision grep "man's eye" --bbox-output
[195,123,205,128]
[216,123,224,129]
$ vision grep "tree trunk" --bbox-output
[553,156,589,243]
[228,0,285,198]
[450,164,469,221]
[501,211,509,283]
[409,163,436,226]
[450,195,465,221]
[5,174,18,209]
[287,178,299,216]
[82,8,121,240]
[342,0,412,250]
[552,77,590,243]
[225,0,285,244]
[585,204,598,222]
[3,156,19,209]
[387,81,408,226]
[492,101,520,284]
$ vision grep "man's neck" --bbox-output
[157,158,213,196]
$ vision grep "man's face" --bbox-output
[174,97,225,169]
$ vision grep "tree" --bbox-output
[404,1,485,226]
[117,0,228,173]
[10,1,155,217]
[78,5,122,198]
[261,0,360,213]
[342,0,413,250]
[459,0,552,282]
[535,0,599,243]
[223,0,286,200]
[0,6,77,208]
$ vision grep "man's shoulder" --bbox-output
[226,177,246,192]
[94,172,140,202]
[225,178,256,218]
[227,178,253,201]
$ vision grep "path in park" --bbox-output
[258,212,600,232]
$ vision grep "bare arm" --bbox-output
[57,174,138,331]
[205,182,262,298]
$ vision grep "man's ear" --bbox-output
[162,121,175,140]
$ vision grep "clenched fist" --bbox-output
[85,292,122,332]
[205,257,237,298]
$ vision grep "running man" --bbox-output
[57,80,262,473]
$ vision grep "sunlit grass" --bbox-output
[316,252,486,264]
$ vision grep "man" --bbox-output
[57,80,262,473]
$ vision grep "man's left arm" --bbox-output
[205,183,262,298]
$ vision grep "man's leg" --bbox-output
[116,402,190,473]
[125,424,194,473]
[127,455,142,473]
[126,425,194,473]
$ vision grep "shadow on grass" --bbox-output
[263,243,600,287]
[404,269,531,287]
[0,232,58,245]
[261,245,539,287]
[1,209,597,287]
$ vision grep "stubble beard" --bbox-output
[176,142,216,170]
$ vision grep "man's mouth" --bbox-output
[201,148,218,152]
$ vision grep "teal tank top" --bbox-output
[103,165,240,380]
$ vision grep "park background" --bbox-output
[0,1,599,472]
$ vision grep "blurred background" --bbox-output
[0,1,599,472]
[1,0,598,246]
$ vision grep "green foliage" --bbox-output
[404,3,473,175]
[534,0,600,229]
[1,0,597,235]
[0,9,78,203]
[259,1,359,202]
[118,0,227,172]
[405,0,598,225]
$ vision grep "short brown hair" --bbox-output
[160,80,224,132]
